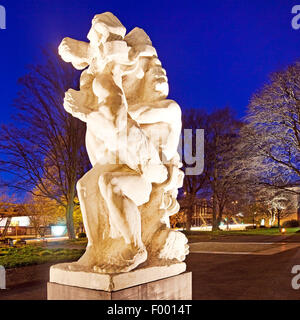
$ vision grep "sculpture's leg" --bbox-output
[77,166,100,247]
[68,165,104,270]
[93,171,151,273]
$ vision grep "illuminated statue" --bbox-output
[58,12,188,274]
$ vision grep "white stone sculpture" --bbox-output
[58,12,188,275]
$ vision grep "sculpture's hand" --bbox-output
[64,89,98,122]
[58,37,90,70]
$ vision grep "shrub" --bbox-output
[0,245,85,268]
[39,250,52,256]
[77,232,86,238]
[54,249,69,255]
[4,238,13,245]
[282,220,300,228]
[15,239,26,245]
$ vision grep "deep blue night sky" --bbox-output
[0,0,300,123]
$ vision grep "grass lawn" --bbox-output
[0,245,85,269]
[183,227,300,236]
[181,227,300,242]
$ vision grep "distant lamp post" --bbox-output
[280,228,286,234]
[13,221,20,240]
[231,201,239,229]
[232,201,238,211]
[225,217,229,230]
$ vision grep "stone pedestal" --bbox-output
[48,272,191,300]
[0,265,5,289]
[47,262,192,300]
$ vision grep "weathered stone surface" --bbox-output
[0,265,5,289]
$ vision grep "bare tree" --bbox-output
[0,49,90,239]
[181,108,208,230]
[181,107,242,230]
[240,62,300,195]
[206,107,243,230]
[256,188,296,228]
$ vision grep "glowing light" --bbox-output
[51,226,66,237]
[261,219,265,227]
[177,224,254,231]
[0,216,30,227]
[281,228,286,234]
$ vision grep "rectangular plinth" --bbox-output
[48,271,192,300]
[50,262,186,291]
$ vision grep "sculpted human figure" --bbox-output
[58,12,188,274]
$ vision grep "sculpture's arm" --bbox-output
[63,70,100,122]
[128,100,181,125]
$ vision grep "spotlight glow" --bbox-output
[51,226,66,237]
[280,228,286,234]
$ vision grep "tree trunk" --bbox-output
[65,181,76,239]
[218,206,224,229]
[277,209,281,228]
[186,207,192,231]
[212,194,219,231]
[185,193,196,231]
[66,176,76,239]
[271,208,276,227]
[211,166,220,231]
[66,200,75,239]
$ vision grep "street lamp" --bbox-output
[280,228,286,234]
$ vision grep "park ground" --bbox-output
[1,229,300,300]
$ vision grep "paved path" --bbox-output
[0,281,46,300]
[189,241,300,255]
[187,245,300,299]
[188,234,300,243]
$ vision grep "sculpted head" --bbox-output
[142,56,169,102]
[122,28,169,104]
[59,12,169,108]
[87,12,126,46]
